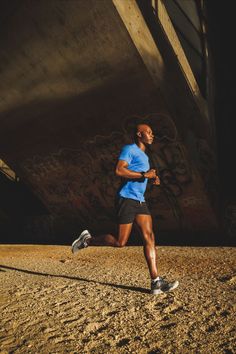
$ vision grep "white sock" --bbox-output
[151,276,160,283]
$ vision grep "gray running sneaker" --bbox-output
[71,230,92,254]
[151,277,179,295]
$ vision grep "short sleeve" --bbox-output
[118,145,133,164]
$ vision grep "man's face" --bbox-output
[137,124,154,145]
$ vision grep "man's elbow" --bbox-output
[115,167,124,177]
[115,167,122,177]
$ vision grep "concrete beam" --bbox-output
[112,0,165,87]
[157,0,208,120]
[112,0,208,121]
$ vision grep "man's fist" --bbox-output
[145,169,157,179]
[152,175,161,185]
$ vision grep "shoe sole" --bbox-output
[151,280,179,295]
[71,238,82,254]
[151,289,163,295]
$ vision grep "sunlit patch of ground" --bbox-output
[0,245,235,353]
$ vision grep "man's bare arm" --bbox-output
[115,160,157,179]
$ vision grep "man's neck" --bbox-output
[136,140,146,151]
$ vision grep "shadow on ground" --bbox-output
[0,264,150,295]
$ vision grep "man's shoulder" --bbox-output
[118,144,137,161]
[121,143,137,152]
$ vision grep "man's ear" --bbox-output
[137,131,142,138]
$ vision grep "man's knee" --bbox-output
[116,240,127,247]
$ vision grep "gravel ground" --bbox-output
[0,244,235,353]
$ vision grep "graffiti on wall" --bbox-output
[22,131,126,231]
[185,128,219,209]
[22,113,217,233]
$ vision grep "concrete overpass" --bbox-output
[0,0,220,243]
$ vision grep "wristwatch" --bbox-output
[141,171,146,178]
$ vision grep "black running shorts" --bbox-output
[115,197,151,224]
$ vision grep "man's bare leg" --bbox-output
[135,214,158,279]
[134,216,179,294]
[88,223,133,247]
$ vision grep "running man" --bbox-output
[72,123,179,294]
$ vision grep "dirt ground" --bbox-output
[0,244,235,353]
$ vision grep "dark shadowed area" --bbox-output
[0,0,235,246]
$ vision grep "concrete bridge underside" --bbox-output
[0,0,219,243]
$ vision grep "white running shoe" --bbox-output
[71,230,92,254]
[151,277,179,295]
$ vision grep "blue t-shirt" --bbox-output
[118,143,150,202]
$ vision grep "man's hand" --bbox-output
[152,175,161,185]
[144,169,161,185]
[144,169,157,179]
